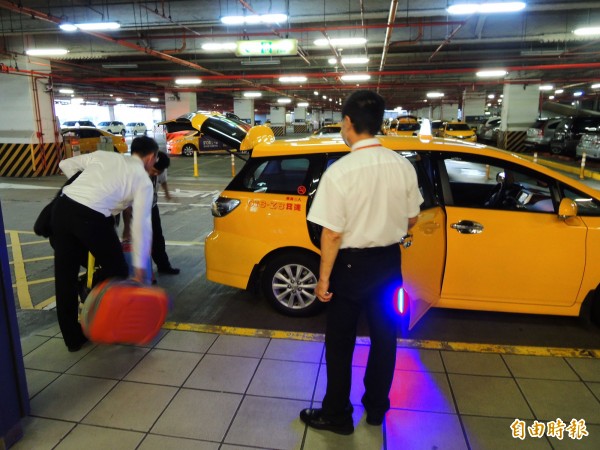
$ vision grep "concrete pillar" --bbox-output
[269,106,286,136]
[462,91,487,121]
[164,91,196,120]
[0,55,62,177]
[233,98,254,125]
[499,82,540,151]
[108,105,116,121]
[293,107,307,133]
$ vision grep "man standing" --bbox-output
[52,136,157,352]
[300,90,423,434]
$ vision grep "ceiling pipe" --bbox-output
[390,24,423,47]
[429,22,466,61]
[377,0,399,92]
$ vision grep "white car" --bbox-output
[97,121,126,135]
[126,122,147,135]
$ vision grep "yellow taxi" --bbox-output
[60,126,128,154]
[190,113,600,327]
[165,130,201,156]
[384,116,420,137]
[312,123,341,137]
[442,121,477,142]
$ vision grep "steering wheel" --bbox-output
[485,182,505,208]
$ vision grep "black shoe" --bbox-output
[300,408,354,435]
[67,337,89,352]
[158,266,180,275]
[366,412,385,426]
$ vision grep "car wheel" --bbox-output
[550,146,563,155]
[133,131,137,136]
[113,146,119,153]
[591,287,600,327]
[121,130,126,136]
[182,144,197,157]
[261,252,324,317]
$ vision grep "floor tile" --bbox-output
[385,409,468,450]
[139,435,219,450]
[314,365,366,406]
[462,415,553,450]
[23,337,94,372]
[503,354,579,380]
[224,396,308,449]
[264,339,324,363]
[151,388,242,441]
[550,422,600,449]
[29,374,116,422]
[389,370,456,413]
[207,334,269,358]
[565,357,600,382]
[247,359,319,400]
[442,351,511,377]
[183,354,259,393]
[83,381,178,431]
[449,374,533,418]
[25,369,60,398]
[35,323,61,337]
[517,378,600,422]
[155,330,218,353]
[136,329,169,348]
[20,334,50,356]
[396,347,445,372]
[350,344,369,367]
[124,348,201,386]
[587,382,600,401]
[67,344,149,379]
[54,424,144,450]
[10,417,74,450]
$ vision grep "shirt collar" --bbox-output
[350,137,380,152]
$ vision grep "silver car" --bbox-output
[576,132,600,159]
[523,118,562,152]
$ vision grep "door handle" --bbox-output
[451,220,484,234]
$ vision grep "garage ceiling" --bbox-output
[1,0,600,114]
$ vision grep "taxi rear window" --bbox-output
[230,156,313,195]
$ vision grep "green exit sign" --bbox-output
[236,39,298,57]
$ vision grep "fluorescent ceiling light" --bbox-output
[340,74,371,81]
[328,56,370,65]
[71,97,83,104]
[447,2,526,15]
[476,69,508,77]
[240,59,280,66]
[26,48,68,56]
[549,95,555,100]
[591,83,600,89]
[102,63,138,69]
[175,78,202,85]
[279,76,307,83]
[243,92,262,98]
[60,22,120,31]
[573,26,600,36]
[314,37,367,47]
[488,94,495,99]
[554,89,564,94]
[277,98,292,104]
[297,102,309,107]
[426,92,444,98]
[573,91,583,97]
[116,97,123,102]
[150,97,159,102]
[314,91,319,95]
[202,42,237,51]
[58,88,74,94]
[221,13,287,25]
[539,85,554,91]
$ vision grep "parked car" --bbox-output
[175,111,600,326]
[550,116,600,155]
[576,132,600,159]
[312,123,341,136]
[97,120,126,135]
[61,127,128,154]
[125,122,147,135]
[523,118,562,152]
[166,131,201,156]
[431,120,445,137]
[385,115,420,136]
[441,121,477,142]
[476,117,501,142]
[62,120,95,128]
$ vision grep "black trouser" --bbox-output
[151,204,171,270]
[51,195,128,348]
[322,244,401,421]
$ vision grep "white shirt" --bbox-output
[59,152,153,268]
[308,138,423,249]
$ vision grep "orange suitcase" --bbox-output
[81,278,170,345]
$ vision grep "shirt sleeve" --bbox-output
[59,153,93,178]
[307,172,346,233]
[405,162,424,217]
[131,176,154,269]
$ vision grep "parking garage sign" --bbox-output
[235,39,297,57]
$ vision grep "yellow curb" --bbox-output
[162,322,600,359]
[518,154,600,181]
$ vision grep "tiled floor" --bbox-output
[13,325,600,450]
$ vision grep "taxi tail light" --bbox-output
[211,196,240,217]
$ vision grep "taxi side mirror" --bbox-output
[558,198,578,219]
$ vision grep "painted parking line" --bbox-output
[163,322,600,359]
[520,154,600,181]
[7,231,33,309]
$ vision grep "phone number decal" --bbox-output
[248,198,303,212]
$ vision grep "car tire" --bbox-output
[113,146,119,153]
[591,287,600,328]
[133,131,137,136]
[182,144,197,157]
[261,251,324,317]
[121,130,126,136]
[550,146,563,155]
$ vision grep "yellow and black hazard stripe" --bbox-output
[497,131,527,153]
[270,126,286,136]
[0,142,62,177]
[293,124,308,133]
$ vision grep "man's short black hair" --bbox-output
[341,90,386,135]
[130,135,159,157]
[154,151,170,171]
